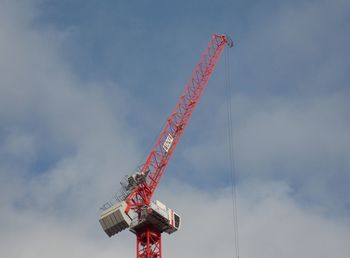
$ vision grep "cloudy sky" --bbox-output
[1,0,349,257]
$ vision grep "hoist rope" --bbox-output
[224,47,240,258]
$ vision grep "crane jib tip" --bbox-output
[223,34,234,48]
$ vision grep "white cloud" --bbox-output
[159,180,350,258]
[0,1,139,256]
[182,94,350,197]
[0,0,138,230]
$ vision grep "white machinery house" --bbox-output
[99,200,180,237]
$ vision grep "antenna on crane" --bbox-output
[99,34,234,258]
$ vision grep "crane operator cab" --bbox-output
[99,200,180,237]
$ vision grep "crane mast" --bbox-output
[99,34,233,258]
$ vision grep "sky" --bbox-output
[0,0,350,257]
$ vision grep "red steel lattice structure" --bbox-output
[126,34,233,258]
[136,229,162,258]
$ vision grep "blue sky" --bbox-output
[1,0,350,257]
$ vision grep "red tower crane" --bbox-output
[99,34,233,258]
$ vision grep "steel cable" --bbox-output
[224,48,240,258]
